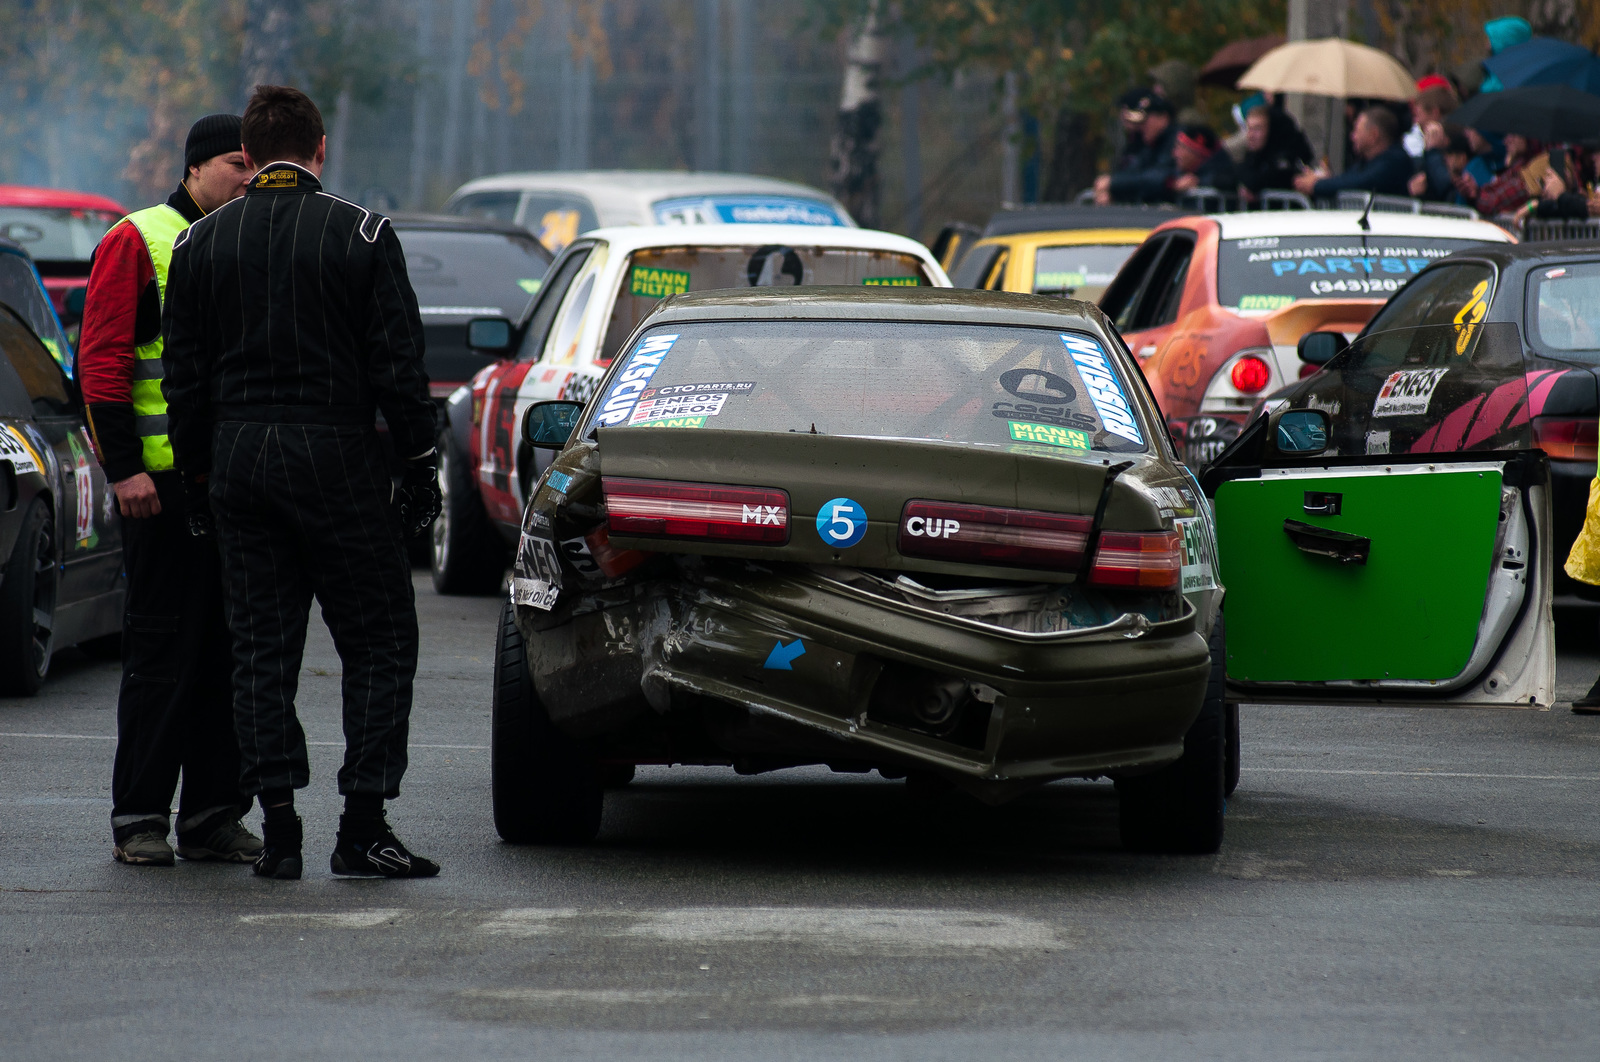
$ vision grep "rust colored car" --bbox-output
[1098,210,1513,467]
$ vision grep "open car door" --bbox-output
[1201,322,1554,708]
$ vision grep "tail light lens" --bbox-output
[602,477,789,543]
[1089,531,1183,590]
[1230,354,1272,394]
[1532,416,1598,461]
[899,500,1091,570]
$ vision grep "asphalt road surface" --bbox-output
[5,579,1600,1060]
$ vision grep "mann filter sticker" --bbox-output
[0,425,42,475]
[862,276,919,286]
[1058,333,1143,445]
[652,416,706,429]
[595,333,680,427]
[1373,368,1448,417]
[1238,294,1295,311]
[645,381,755,398]
[816,497,868,548]
[629,392,728,424]
[517,278,542,295]
[1008,421,1090,451]
[1175,517,1218,593]
[512,530,563,611]
[630,266,690,299]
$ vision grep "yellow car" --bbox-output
[946,206,1192,302]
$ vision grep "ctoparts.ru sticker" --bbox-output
[1174,517,1219,593]
[1372,368,1448,418]
[1058,333,1143,446]
[594,333,680,427]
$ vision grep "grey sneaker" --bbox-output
[113,830,175,867]
[177,815,263,863]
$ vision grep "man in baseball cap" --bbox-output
[79,114,258,867]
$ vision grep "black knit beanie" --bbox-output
[184,113,243,171]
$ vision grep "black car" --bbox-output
[0,238,124,693]
[390,214,553,400]
[1288,242,1600,606]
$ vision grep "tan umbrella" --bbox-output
[1237,37,1416,100]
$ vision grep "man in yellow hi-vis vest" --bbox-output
[79,114,259,867]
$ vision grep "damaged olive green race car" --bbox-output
[493,287,1230,854]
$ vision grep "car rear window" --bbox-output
[0,207,119,262]
[588,320,1148,455]
[1364,262,1495,333]
[1033,244,1138,301]
[595,245,933,367]
[1215,235,1485,309]
[1528,261,1600,358]
[396,228,552,320]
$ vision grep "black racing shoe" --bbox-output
[253,816,303,880]
[1575,676,1600,714]
[331,826,440,878]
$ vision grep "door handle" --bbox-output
[1283,519,1370,565]
[1303,490,1342,515]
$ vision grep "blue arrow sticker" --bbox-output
[815,497,868,548]
[764,639,806,670]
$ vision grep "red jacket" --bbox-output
[78,183,204,482]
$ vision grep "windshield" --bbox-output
[396,228,551,319]
[0,206,119,262]
[596,246,933,366]
[652,196,847,226]
[1268,322,1531,457]
[1216,235,1488,310]
[1033,244,1138,301]
[1526,260,1600,361]
[588,321,1149,455]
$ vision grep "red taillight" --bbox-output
[602,478,789,543]
[1089,530,1183,590]
[1532,416,1598,461]
[1230,354,1272,394]
[898,500,1091,570]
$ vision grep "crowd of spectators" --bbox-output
[1092,16,1599,225]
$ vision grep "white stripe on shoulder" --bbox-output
[314,191,389,243]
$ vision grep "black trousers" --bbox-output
[110,471,245,833]
[211,421,417,799]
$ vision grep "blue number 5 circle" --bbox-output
[815,497,868,548]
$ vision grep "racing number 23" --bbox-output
[816,497,868,548]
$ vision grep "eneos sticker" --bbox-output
[1008,421,1090,451]
[629,392,728,424]
[816,497,868,548]
[630,266,690,298]
[1059,333,1143,445]
[1373,368,1448,418]
[594,333,680,427]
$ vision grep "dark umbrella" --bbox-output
[1198,34,1286,88]
[1483,36,1593,88]
[1450,84,1600,143]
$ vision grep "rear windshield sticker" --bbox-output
[816,497,868,548]
[1008,421,1090,451]
[1175,517,1219,593]
[1059,333,1143,445]
[1238,294,1295,311]
[644,381,755,397]
[630,392,728,424]
[650,416,707,429]
[653,196,846,227]
[863,276,919,286]
[631,266,690,299]
[595,333,680,426]
[991,401,1097,432]
[1373,368,1448,417]
[1001,368,1077,403]
[518,278,543,295]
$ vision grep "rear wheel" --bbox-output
[491,599,602,843]
[431,429,507,595]
[1116,617,1227,854]
[0,500,58,696]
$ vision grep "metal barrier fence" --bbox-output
[1523,218,1600,243]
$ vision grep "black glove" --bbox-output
[184,475,212,538]
[393,450,441,539]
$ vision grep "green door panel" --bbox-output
[1216,466,1503,682]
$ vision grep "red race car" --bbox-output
[0,185,126,336]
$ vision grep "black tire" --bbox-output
[1116,617,1227,854]
[0,500,58,696]
[431,428,508,596]
[1225,702,1241,798]
[491,598,602,843]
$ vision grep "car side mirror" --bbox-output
[466,316,513,355]
[1269,408,1330,456]
[64,287,86,319]
[1297,330,1349,367]
[522,399,584,449]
